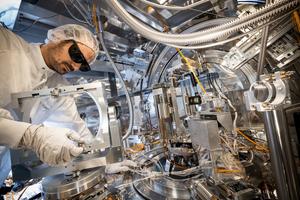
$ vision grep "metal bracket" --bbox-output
[12,82,110,149]
[10,82,123,181]
[244,71,292,111]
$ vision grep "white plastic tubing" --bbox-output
[106,0,298,46]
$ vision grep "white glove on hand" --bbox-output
[19,125,84,166]
[105,160,138,174]
[0,108,14,120]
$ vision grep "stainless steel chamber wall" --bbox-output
[1,0,299,200]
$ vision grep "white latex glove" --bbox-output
[19,125,84,166]
[0,108,14,120]
[105,160,138,174]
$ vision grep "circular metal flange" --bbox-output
[132,147,200,200]
[42,168,103,199]
[133,176,193,200]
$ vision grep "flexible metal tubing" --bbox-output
[164,9,295,49]
[105,0,298,45]
[97,16,134,141]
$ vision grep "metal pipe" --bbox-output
[96,12,134,141]
[256,0,270,81]
[263,111,290,200]
[106,0,297,46]
[276,106,300,200]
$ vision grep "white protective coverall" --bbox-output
[0,26,92,182]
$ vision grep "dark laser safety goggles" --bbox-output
[68,40,91,72]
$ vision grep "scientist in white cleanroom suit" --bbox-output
[0,24,99,170]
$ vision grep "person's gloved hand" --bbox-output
[0,108,14,120]
[105,160,138,174]
[19,125,84,166]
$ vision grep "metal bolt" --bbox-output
[262,103,268,107]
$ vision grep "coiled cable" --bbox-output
[165,8,295,49]
[105,0,298,45]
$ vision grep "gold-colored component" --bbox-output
[292,10,300,33]
[146,6,170,32]
[92,2,99,33]
[236,129,269,152]
[126,143,145,154]
[216,107,222,112]
[215,168,241,173]
[176,48,207,94]
[151,140,160,145]
[292,10,300,42]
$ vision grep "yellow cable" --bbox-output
[292,11,300,33]
[176,48,207,94]
[236,129,269,152]
[216,168,241,173]
[125,143,145,154]
[151,140,160,145]
[92,2,99,33]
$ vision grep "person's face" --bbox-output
[48,40,95,75]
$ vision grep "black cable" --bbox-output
[206,73,213,90]
[214,78,223,92]
[208,73,218,93]
[157,52,179,83]
[16,186,29,200]
[139,78,144,103]
[13,14,58,33]
[290,89,300,99]
[293,65,300,77]
[0,21,9,29]
[210,76,215,91]
[28,193,42,200]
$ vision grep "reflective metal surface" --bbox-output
[42,168,104,199]
[129,147,202,200]
[263,110,290,200]
[10,82,123,181]
[2,1,300,199]
[134,176,192,200]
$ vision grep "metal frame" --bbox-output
[10,82,123,181]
